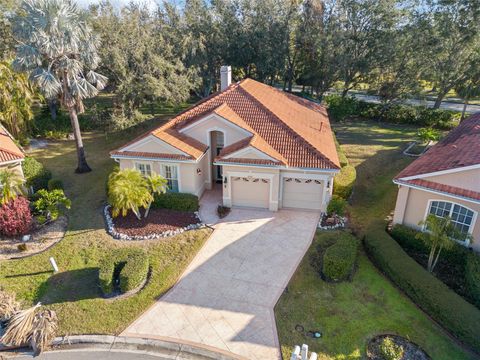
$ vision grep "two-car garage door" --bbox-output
[231,176,270,209]
[282,177,324,210]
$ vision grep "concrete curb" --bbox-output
[3,335,245,360]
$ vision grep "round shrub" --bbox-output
[333,165,356,199]
[22,157,52,192]
[47,179,64,190]
[327,195,347,216]
[99,248,149,295]
[379,337,404,360]
[0,196,32,237]
[152,192,199,212]
[322,233,359,281]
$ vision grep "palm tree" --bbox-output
[144,173,168,218]
[0,61,36,138]
[417,214,468,272]
[0,169,25,205]
[107,169,152,220]
[12,0,107,173]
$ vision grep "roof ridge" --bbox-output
[236,84,338,169]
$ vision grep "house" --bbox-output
[0,124,25,178]
[111,66,340,212]
[393,113,480,250]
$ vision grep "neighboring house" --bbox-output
[0,124,25,178]
[111,66,340,212]
[393,113,480,250]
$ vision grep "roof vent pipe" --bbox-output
[220,66,232,91]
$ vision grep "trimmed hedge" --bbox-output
[390,224,469,266]
[322,234,359,281]
[326,195,347,216]
[365,221,480,353]
[324,94,460,130]
[152,192,199,212]
[99,248,149,294]
[333,165,356,199]
[334,137,349,167]
[22,157,52,192]
[47,178,64,190]
[466,254,480,308]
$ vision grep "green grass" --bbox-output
[0,101,212,335]
[275,121,475,359]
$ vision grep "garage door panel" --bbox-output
[282,178,323,210]
[232,177,270,209]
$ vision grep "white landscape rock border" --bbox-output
[104,205,205,241]
[317,212,347,230]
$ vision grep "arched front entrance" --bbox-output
[209,130,224,187]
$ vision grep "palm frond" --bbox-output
[1,303,40,346]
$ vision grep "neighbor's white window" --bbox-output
[161,164,179,192]
[135,162,152,177]
[427,200,475,241]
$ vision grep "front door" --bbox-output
[216,147,223,182]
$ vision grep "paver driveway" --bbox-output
[123,208,320,360]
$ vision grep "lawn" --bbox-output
[0,101,212,335]
[275,121,475,359]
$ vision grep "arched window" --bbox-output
[427,200,476,242]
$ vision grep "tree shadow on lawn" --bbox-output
[37,267,102,305]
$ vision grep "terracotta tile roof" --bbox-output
[215,157,280,166]
[113,79,339,169]
[0,125,24,164]
[396,178,480,203]
[216,136,286,164]
[110,151,194,161]
[396,113,480,179]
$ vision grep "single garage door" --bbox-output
[231,176,270,209]
[282,177,324,210]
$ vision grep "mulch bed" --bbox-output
[111,208,199,237]
[0,216,68,260]
[367,334,430,360]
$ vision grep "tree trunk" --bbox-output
[48,99,57,121]
[67,106,91,173]
[461,100,468,122]
[433,91,446,109]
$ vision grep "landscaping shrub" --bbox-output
[32,189,71,223]
[333,165,356,199]
[17,243,27,252]
[379,337,404,360]
[47,179,64,190]
[22,157,52,192]
[327,195,347,216]
[334,137,349,167]
[98,248,149,294]
[152,192,199,212]
[324,94,459,129]
[466,253,480,308]
[322,233,359,281]
[0,197,32,237]
[365,221,480,353]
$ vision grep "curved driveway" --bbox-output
[123,208,320,360]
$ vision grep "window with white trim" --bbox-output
[427,200,475,240]
[135,162,152,177]
[161,164,179,192]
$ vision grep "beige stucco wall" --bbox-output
[125,136,184,154]
[182,115,250,147]
[117,155,208,197]
[423,168,480,192]
[393,185,480,251]
[0,161,24,179]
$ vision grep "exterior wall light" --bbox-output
[196,168,202,175]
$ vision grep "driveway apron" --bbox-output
[122,208,320,360]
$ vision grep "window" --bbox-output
[135,162,151,177]
[427,200,475,241]
[161,164,179,192]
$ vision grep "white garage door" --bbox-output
[231,176,270,209]
[282,177,324,210]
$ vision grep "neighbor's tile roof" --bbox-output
[396,178,480,202]
[396,113,480,179]
[0,125,24,164]
[113,79,339,169]
[110,151,194,161]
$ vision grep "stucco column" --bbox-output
[393,185,410,224]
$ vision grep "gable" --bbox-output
[424,167,480,193]
[120,135,186,155]
[224,146,277,161]
[179,113,252,147]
